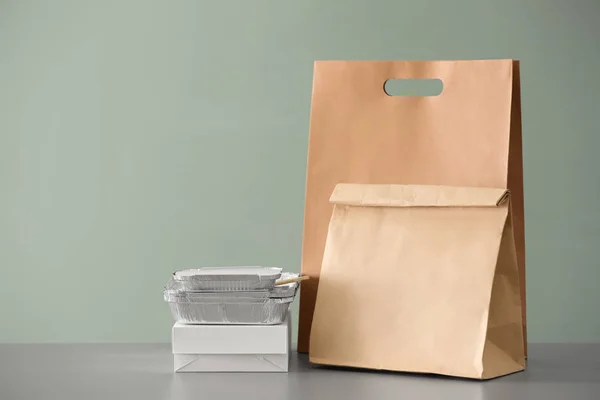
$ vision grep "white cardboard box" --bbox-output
[172,314,291,372]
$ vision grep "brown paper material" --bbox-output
[309,184,525,379]
[299,60,526,354]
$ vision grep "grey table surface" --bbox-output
[0,344,598,400]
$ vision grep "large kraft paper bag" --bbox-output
[309,184,525,379]
[299,60,525,353]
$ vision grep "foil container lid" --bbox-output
[172,266,282,282]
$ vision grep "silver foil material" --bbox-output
[172,267,282,291]
[164,273,299,296]
[269,272,299,298]
[165,295,294,325]
[163,270,301,324]
[163,289,271,300]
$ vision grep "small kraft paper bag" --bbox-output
[299,60,525,354]
[309,184,525,380]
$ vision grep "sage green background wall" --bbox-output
[1,0,599,343]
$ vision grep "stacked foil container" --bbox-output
[164,267,299,325]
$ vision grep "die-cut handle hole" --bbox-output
[383,79,443,97]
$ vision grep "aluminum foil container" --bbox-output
[164,294,293,325]
[163,288,271,300]
[164,272,299,298]
[164,279,271,297]
[172,266,282,291]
